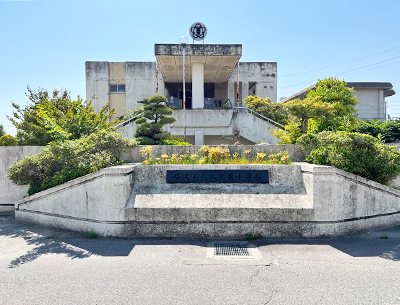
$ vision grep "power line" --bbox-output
[336,56,400,77]
[280,46,399,77]
[339,59,400,76]
[278,55,400,90]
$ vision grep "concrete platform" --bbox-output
[15,163,400,239]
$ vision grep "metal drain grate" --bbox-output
[214,243,250,256]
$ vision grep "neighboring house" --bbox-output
[280,82,396,121]
[86,43,280,145]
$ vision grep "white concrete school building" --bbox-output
[86,37,395,144]
[86,43,280,145]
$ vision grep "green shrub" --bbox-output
[159,135,190,145]
[0,135,18,146]
[297,131,400,185]
[272,120,302,144]
[8,130,136,195]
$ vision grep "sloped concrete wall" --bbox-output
[16,165,135,235]
[234,111,279,144]
[0,146,43,212]
[301,163,400,236]
[119,109,280,144]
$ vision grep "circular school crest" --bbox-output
[189,22,207,41]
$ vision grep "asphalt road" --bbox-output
[1,212,400,305]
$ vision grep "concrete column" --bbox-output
[241,81,249,106]
[378,89,384,120]
[195,131,204,145]
[192,63,204,109]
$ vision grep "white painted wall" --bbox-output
[125,62,160,109]
[228,62,278,103]
[353,88,385,120]
[85,62,110,113]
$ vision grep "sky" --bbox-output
[1,0,399,135]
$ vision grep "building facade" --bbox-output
[86,40,396,144]
[86,43,280,144]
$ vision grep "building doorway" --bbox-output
[179,89,192,109]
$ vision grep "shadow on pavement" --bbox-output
[256,237,400,262]
[2,212,400,268]
[0,213,137,268]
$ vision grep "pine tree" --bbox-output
[134,95,176,144]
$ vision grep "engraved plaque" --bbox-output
[166,170,269,184]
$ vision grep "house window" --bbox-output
[110,84,125,93]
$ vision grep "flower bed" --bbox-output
[140,145,291,165]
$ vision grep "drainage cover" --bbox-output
[214,243,250,256]
[206,241,261,259]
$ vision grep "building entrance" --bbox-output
[179,89,192,109]
[166,82,220,109]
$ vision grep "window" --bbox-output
[110,84,125,93]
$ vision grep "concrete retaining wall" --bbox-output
[15,163,400,238]
[0,146,43,212]
[0,144,304,213]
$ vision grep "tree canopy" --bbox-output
[307,77,357,117]
[285,97,335,133]
[306,77,358,133]
[244,95,291,125]
[134,95,177,144]
[8,87,116,145]
[272,78,358,144]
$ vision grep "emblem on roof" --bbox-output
[189,22,207,42]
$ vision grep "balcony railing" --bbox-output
[233,107,285,129]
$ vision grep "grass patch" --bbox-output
[246,233,257,241]
[85,232,98,239]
